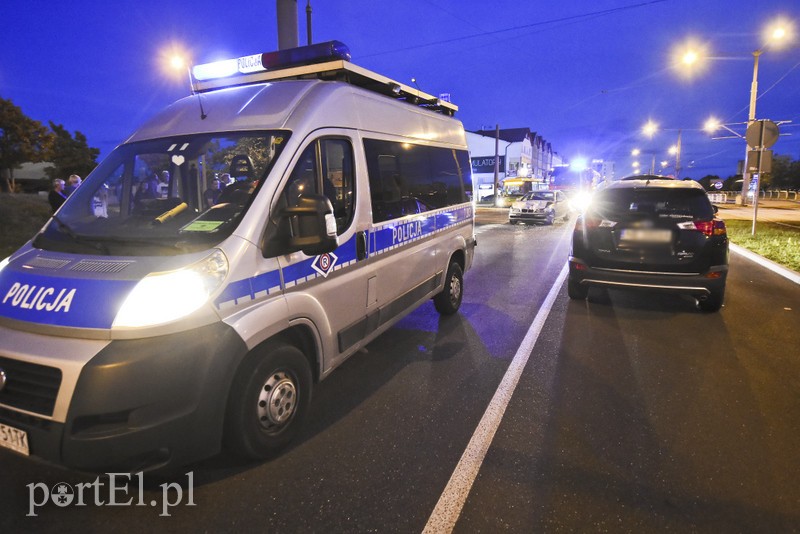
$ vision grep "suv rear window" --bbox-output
[592,187,714,222]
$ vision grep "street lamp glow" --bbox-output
[764,19,794,49]
[704,117,721,133]
[170,55,186,70]
[682,50,699,65]
[668,145,678,156]
[642,120,658,138]
[631,148,641,156]
[661,160,669,167]
[672,39,708,78]
[632,161,640,168]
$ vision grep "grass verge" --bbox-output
[725,219,800,273]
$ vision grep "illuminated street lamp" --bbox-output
[642,120,658,138]
[740,19,793,205]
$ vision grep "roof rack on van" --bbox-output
[191,40,459,117]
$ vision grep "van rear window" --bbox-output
[363,139,472,223]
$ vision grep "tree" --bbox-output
[768,154,800,190]
[45,122,100,181]
[0,97,54,192]
[696,174,721,190]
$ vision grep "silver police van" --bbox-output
[0,41,475,472]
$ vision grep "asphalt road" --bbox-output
[1,214,798,533]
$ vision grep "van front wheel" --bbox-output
[224,341,312,460]
[434,261,464,315]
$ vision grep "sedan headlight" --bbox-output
[113,250,228,328]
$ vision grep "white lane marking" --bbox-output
[730,243,800,285]
[422,263,569,534]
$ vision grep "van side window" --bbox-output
[283,138,355,235]
[363,139,472,223]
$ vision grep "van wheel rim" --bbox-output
[449,275,462,305]
[257,371,297,429]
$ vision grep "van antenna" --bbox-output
[187,66,208,120]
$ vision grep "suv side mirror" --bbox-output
[283,194,339,256]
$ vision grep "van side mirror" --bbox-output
[283,194,339,256]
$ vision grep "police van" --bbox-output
[0,41,475,472]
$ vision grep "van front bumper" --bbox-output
[0,322,247,473]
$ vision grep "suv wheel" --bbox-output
[567,275,588,300]
[698,286,725,313]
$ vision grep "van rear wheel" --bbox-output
[434,261,464,315]
[224,341,312,459]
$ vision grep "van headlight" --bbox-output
[113,250,228,328]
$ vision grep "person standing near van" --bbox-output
[204,177,222,209]
[64,174,82,196]
[48,178,67,212]
[158,170,170,198]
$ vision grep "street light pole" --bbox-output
[740,50,761,206]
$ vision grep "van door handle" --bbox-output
[356,231,368,261]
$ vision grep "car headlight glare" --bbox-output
[113,250,228,328]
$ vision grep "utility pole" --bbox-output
[276,0,298,50]
[740,50,761,206]
[305,1,313,45]
[493,125,500,199]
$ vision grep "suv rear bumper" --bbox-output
[568,257,727,296]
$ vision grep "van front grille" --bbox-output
[0,356,61,417]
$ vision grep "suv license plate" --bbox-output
[620,229,672,243]
[0,422,30,456]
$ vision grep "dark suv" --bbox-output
[568,177,729,312]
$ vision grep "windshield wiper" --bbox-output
[50,215,110,255]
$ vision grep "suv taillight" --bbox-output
[689,219,727,237]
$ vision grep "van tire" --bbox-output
[224,341,312,460]
[434,261,464,315]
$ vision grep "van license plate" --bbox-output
[620,229,672,243]
[0,422,30,456]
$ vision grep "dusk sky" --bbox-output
[2,0,798,180]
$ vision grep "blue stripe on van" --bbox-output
[0,266,136,329]
[214,203,472,310]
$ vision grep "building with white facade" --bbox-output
[466,128,562,200]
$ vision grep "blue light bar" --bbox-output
[261,40,351,70]
[192,41,351,82]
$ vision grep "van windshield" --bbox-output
[34,131,289,256]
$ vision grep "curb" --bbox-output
[730,242,800,286]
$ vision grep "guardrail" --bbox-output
[708,190,798,204]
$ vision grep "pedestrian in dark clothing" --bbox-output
[48,178,67,213]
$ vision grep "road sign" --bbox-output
[746,120,779,149]
[713,181,723,190]
[746,150,773,174]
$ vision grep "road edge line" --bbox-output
[730,242,800,285]
[422,263,569,534]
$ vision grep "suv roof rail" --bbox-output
[191,40,458,117]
